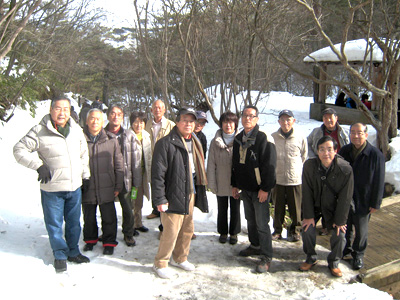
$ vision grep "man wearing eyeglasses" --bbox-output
[231,105,277,273]
[151,108,208,279]
[300,136,353,277]
[339,123,385,270]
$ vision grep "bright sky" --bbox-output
[92,0,161,28]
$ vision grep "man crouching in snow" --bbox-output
[300,136,353,277]
[151,107,208,279]
[13,96,91,273]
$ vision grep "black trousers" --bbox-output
[83,201,118,246]
[302,224,345,268]
[117,190,135,238]
[217,196,241,236]
[344,210,371,259]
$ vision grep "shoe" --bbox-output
[229,235,238,245]
[83,243,94,251]
[135,226,149,232]
[299,261,318,271]
[191,233,197,240]
[329,267,343,277]
[103,246,114,255]
[353,257,364,270]
[219,234,228,244]
[238,246,261,257]
[133,230,140,236]
[153,265,173,279]
[147,213,160,219]
[124,235,136,247]
[319,228,329,236]
[287,233,300,242]
[271,232,282,241]
[67,254,90,264]
[256,258,271,273]
[170,259,195,271]
[54,259,67,273]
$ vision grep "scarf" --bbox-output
[180,133,208,188]
[222,131,235,146]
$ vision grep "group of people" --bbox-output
[13,96,385,280]
[335,92,372,110]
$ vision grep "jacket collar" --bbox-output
[236,124,259,149]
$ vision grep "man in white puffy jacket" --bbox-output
[13,96,91,273]
[271,110,308,242]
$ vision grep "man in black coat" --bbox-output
[300,136,353,277]
[339,123,385,270]
[231,105,277,273]
[151,108,208,279]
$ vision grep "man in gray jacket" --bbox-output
[13,96,91,273]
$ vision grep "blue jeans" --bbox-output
[241,190,273,260]
[41,188,82,260]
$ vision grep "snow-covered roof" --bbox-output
[303,39,383,63]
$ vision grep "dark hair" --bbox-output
[219,111,239,131]
[316,136,338,150]
[242,105,259,117]
[361,94,369,101]
[350,122,368,133]
[51,95,71,108]
[107,104,124,117]
[130,111,147,125]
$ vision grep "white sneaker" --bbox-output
[170,259,195,271]
[153,265,173,279]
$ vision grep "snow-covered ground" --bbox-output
[0,90,396,299]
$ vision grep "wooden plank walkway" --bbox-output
[316,194,400,270]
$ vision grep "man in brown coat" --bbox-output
[82,109,124,255]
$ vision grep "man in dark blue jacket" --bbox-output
[339,123,385,270]
[232,105,277,273]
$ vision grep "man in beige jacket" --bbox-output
[271,110,308,242]
[145,99,175,219]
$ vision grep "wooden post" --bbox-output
[318,64,327,103]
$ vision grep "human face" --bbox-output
[107,107,124,128]
[151,100,166,122]
[176,114,196,138]
[317,140,337,168]
[322,113,338,131]
[50,100,70,127]
[132,118,145,134]
[278,115,295,133]
[350,123,368,149]
[241,108,259,133]
[86,111,104,136]
[194,119,207,133]
[222,120,235,135]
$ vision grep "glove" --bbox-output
[81,179,90,193]
[37,165,52,184]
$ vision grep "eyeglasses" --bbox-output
[196,121,206,126]
[318,148,335,154]
[242,114,258,120]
